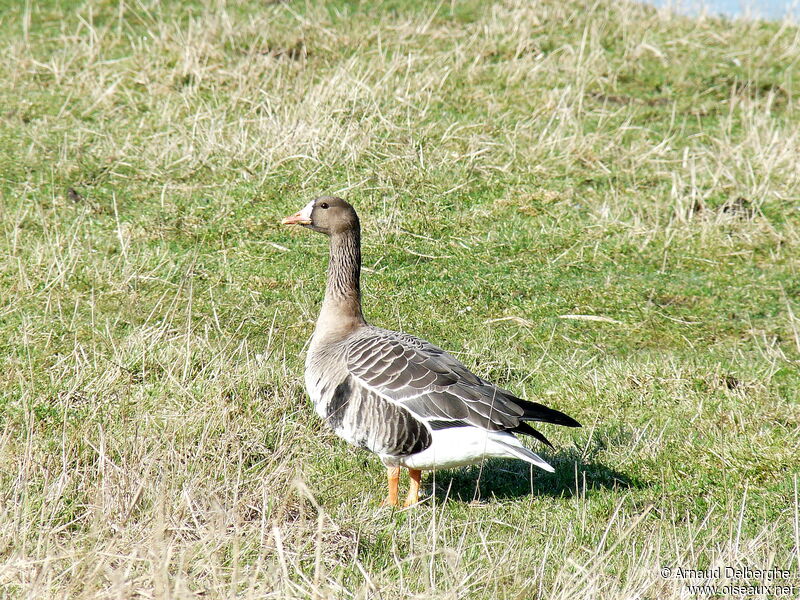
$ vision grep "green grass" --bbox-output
[1,0,799,597]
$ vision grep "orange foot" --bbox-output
[381,466,400,507]
[403,469,422,507]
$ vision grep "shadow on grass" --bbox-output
[429,450,646,503]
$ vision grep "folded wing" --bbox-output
[345,328,580,444]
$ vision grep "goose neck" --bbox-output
[316,228,364,338]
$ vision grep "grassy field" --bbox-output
[1,0,799,597]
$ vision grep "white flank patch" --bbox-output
[389,428,553,472]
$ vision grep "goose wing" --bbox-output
[345,328,579,440]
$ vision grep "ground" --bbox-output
[1,0,799,598]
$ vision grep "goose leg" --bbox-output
[381,466,400,507]
[404,469,422,507]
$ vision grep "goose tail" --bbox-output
[494,436,555,473]
[514,398,582,428]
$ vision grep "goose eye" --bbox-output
[320,202,329,209]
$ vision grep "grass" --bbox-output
[1,0,799,597]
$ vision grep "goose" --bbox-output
[282,197,581,507]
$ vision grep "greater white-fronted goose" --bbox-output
[282,197,581,506]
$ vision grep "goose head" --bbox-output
[282,196,359,235]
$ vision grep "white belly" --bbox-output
[384,428,522,470]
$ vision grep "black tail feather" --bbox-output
[512,421,554,448]
[514,398,582,428]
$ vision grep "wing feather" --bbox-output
[346,327,552,434]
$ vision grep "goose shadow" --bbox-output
[427,449,646,503]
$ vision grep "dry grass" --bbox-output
[1,0,799,597]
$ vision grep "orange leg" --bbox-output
[381,466,400,507]
[404,469,422,507]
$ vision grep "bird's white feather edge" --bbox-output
[382,427,555,472]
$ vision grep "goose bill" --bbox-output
[281,201,314,225]
[281,211,311,225]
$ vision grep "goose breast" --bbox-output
[305,338,432,459]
